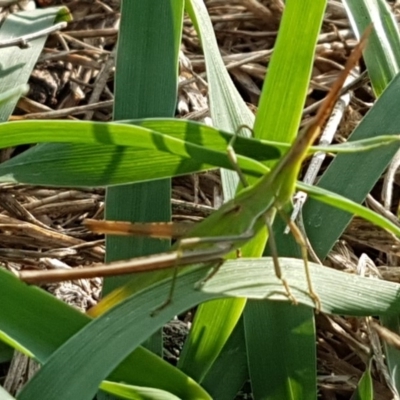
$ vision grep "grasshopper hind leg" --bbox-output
[194,259,225,289]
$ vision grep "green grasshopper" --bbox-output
[17,29,370,311]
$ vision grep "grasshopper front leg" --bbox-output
[282,214,321,311]
[151,230,254,316]
[264,210,298,306]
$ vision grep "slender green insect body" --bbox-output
[186,25,369,246]
[18,29,371,312]
[174,28,370,307]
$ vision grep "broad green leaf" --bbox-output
[99,382,181,400]
[244,302,316,400]
[353,359,373,400]
[0,119,273,185]
[0,269,210,399]
[16,256,400,400]
[201,258,400,315]
[17,268,216,400]
[102,2,182,376]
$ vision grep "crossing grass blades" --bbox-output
[17,27,374,314]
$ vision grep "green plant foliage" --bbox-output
[242,1,327,397]
[0,269,210,399]
[353,360,373,400]
[0,7,71,121]
[1,1,400,399]
[0,119,396,187]
[13,257,400,400]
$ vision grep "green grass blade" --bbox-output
[304,67,400,259]
[0,118,398,187]
[244,304,316,400]
[201,258,400,315]
[343,3,400,394]
[244,0,327,398]
[99,382,181,400]
[353,359,373,400]
[0,118,396,156]
[299,182,400,237]
[254,0,326,144]
[343,0,400,96]
[100,1,182,392]
[0,7,71,120]
[17,268,216,400]
[186,0,253,132]
[0,269,210,399]
[186,0,254,198]
[0,117,273,188]
[172,0,255,383]
[15,255,400,400]
[244,303,316,400]
[102,0,181,296]
[201,321,249,399]
[178,298,247,382]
